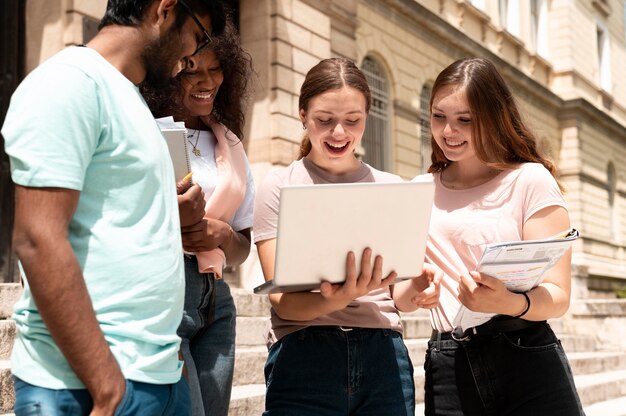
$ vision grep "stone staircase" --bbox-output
[1,284,626,415]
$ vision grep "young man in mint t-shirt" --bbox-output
[1,1,224,414]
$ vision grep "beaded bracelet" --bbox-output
[513,292,531,318]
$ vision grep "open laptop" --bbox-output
[254,178,435,294]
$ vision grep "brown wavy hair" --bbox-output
[141,18,252,141]
[427,57,563,191]
[297,58,371,159]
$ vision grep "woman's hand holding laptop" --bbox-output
[319,248,397,309]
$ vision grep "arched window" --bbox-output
[419,84,432,174]
[361,56,390,171]
[608,162,618,240]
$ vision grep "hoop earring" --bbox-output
[302,124,307,130]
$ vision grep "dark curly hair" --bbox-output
[142,18,252,141]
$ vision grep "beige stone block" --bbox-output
[331,28,357,61]
[396,162,420,180]
[273,40,292,67]
[270,138,300,166]
[293,72,305,96]
[273,65,297,94]
[396,147,420,165]
[292,0,330,39]
[68,0,106,19]
[247,138,272,163]
[292,48,320,75]
[271,113,301,143]
[270,89,297,116]
[247,99,273,141]
[310,33,331,59]
[241,16,270,44]
[271,0,293,20]
[273,16,311,47]
[63,11,85,46]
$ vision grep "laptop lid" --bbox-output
[255,179,434,294]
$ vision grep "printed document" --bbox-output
[453,228,580,331]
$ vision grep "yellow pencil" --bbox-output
[182,171,193,183]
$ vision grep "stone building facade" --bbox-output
[2,0,625,299]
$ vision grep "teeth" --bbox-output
[445,138,464,146]
[327,142,347,149]
[191,92,213,99]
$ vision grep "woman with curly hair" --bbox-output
[143,19,254,416]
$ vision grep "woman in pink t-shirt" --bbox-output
[422,57,584,415]
[254,58,442,415]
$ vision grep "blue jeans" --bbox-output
[13,377,190,416]
[424,321,584,416]
[178,256,236,416]
[263,326,415,416]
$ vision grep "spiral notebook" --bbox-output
[156,116,190,182]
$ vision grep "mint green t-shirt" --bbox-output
[2,47,185,388]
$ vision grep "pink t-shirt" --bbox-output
[422,163,567,332]
[253,158,404,346]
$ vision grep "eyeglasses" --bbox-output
[178,0,212,56]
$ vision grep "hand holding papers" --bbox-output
[453,228,579,332]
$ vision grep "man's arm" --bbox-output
[13,185,125,415]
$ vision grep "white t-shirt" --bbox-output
[186,128,254,232]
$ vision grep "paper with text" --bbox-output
[453,228,579,332]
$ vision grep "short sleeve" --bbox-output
[253,169,283,243]
[519,163,567,223]
[230,157,255,231]
[2,62,101,190]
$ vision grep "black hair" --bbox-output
[99,0,226,36]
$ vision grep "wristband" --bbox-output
[513,292,531,318]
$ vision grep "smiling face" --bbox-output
[430,84,478,164]
[179,50,223,122]
[300,86,367,173]
[142,7,213,88]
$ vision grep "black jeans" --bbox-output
[424,321,585,416]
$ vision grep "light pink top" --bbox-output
[423,163,566,332]
[253,158,404,346]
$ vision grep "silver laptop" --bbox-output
[254,178,435,294]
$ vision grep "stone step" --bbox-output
[575,369,626,406]
[560,333,599,353]
[234,346,267,386]
[0,360,14,414]
[232,289,271,317]
[564,299,626,351]
[0,285,21,320]
[229,383,265,416]
[0,322,15,361]
[229,369,626,415]
[568,351,626,375]
[584,395,626,416]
